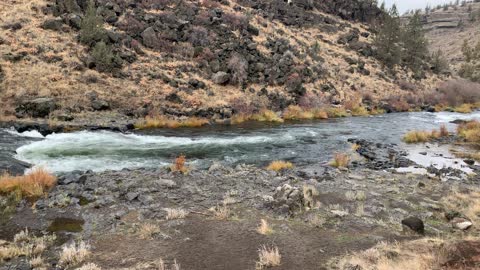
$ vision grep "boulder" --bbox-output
[41,18,63,31]
[401,216,424,234]
[451,217,473,230]
[0,156,30,176]
[212,71,230,85]
[141,27,158,48]
[16,98,57,118]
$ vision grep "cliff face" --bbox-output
[410,1,480,73]
[0,0,440,122]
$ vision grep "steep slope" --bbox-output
[0,0,442,124]
[419,1,480,74]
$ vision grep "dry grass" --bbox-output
[403,126,449,144]
[210,204,231,220]
[138,223,161,240]
[454,103,473,113]
[135,115,209,129]
[256,219,273,235]
[283,105,315,120]
[443,190,480,223]
[337,238,447,270]
[164,208,188,220]
[0,168,56,201]
[59,241,91,267]
[230,110,284,124]
[327,107,349,118]
[76,263,102,270]
[1,229,55,263]
[29,256,45,268]
[345,190,366,201]
[266,161,294,171]
[329,153,350,168]
[457,120,480,144]
[256,245,281,269]
[350,106,369,116]
[170,155,189,174]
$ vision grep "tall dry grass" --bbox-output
[0,168,56,200]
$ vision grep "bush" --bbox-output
[266,161,294,171]
[228,53,248,85]
[170,155,189,174]
[91,41,120,72]
[436,79,480,107]
[135,115,210,129]
[223,12,249,31]
[457,120,480,144]
[189,26,209,47]
[329,153,350,168]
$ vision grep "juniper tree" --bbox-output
[374,4,402,68]
[402,11,429,78]
[79,0,106,46]
[460,40,480,82]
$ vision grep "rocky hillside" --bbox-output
[415,1,480,74]
[0,0,442,123]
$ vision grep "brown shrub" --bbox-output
[228,53,248,85]
[189,26,209,47]
[170,155,188,174]
[435,79,480,107]
[397,79,417,91]
[223,12,249,30]
[118,15,147,36]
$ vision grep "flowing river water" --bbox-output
[2,111,480,173]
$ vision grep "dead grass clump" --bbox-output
[135,115,209,129]
[170,155,189,174]
[164,208,188,220]
[457,120,480,144]
[345,190,366,201]
[337,238,446,270]
[266,161,294,171]
[256,245,281,269]
[59,241,91,266]
[454,103,473,113]
[76,263,102,270]
[329,153,350,168]
[250,110,284,123]
[256,219,273,235]
[350,106,369,116]
[443,190,480,223]
[327,107,349,118]
[283,105,314,120]
[402,127,449,143]
[211,204,231,220]
[29,256,45,268]
[0,168,56,201]
[138,223,161,239]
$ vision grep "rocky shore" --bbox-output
[1,130,479,269]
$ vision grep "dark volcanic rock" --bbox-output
[16,98,57,118]
[401,216,424,234]
[0,156,30,176]
[41,18,64,31]
[348,138,415,170]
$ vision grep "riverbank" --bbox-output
[1,155,479,269]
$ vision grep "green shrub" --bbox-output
[91,42,121,72]
[79,0,106,46]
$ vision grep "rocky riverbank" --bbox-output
[1,136,479,269]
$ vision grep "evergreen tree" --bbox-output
[431,49,449,74]
[402,11,429,78]
[460,40,480,82]
[79,0,106,46]
[374,4,402,68]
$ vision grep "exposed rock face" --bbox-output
[348,138,414,169]
[0,156,30,176]
[16,98,57,118]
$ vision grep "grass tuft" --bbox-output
[170,155,189,174]
[0,168,56,201]
[457,120,480,144]
[329,153,350,168]
[256,219,273,235]
[59,241,90,267]
[164,208,188,220]
[256,245,281,269]
[266,161,294,171]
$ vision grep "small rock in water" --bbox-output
[419,152,427,156]
[464,159,475,166]
[401,216,424,234]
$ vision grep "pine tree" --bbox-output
[460,40,480,82]
[374,4,402,68]
[402,11,429,78]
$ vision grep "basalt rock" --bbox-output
[401,216,424,234]
[16,98,58,118]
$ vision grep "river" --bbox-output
[2,111,480,173]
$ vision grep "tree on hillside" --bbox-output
[402,11,429,79]
[80,0,106,46]
[431,49,449,74]
[460,40,480,82]
[374,4,402,69]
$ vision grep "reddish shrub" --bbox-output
[223,12,249,31]
[118,15,147,36]
[297,92,326,109]
[189,26,209,47]
[228,53,248,85]
[436,79,480,106]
